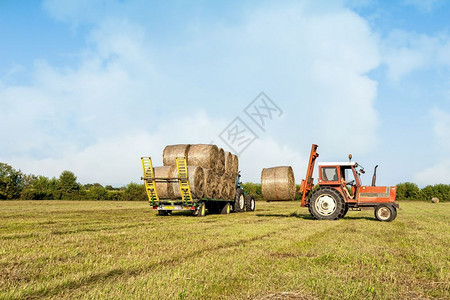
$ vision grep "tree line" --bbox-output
[1,162,448,201]
[0,162,147,201]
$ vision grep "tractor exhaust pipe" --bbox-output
[372,165,378,186]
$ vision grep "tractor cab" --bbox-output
[317,162,363,200]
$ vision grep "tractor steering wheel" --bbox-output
[347,180,355,186]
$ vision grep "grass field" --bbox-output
[0,200,449,299]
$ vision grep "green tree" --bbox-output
[20,175,58,200]
[241,182,263,201]
[0,162,24,199]
[87,184,108,200]
[420,184,450,202]
[58,171,80,200]
[122,182,147,201]
[396,182,420,200]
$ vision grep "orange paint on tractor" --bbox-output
[299,144,399,221]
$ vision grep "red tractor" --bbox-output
[299,144,398,221]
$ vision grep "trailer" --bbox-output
[141,157,255,217]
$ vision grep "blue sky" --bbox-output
[1,0,450,187]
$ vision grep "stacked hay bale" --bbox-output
[261,166,296,201]
[163,144,190,166]
[153,166,175,199]
[157,144,239,200]
[170,166,204,199]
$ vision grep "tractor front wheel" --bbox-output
[374,204,397,222]
[309,187,346,220]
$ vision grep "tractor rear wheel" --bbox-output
[374,204,396,222]
[309,187,345,220]
[339,204,349,219]
[245,194,256,212]
[233,188,245,212]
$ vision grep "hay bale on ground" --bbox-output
[187,144,219,170]
[170,166,204,199]
[216,148,225,175]
[163,144,190,166]
[261,166,296,201]
[153,166,175,199]
[431,197,439,203]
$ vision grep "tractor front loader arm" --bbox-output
[299,144,319,207]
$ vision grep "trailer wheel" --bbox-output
[233,189,245,212]
[309,187,345,220]
[245,195,255,212]
[194,202,206,217]
[221,202,231,214]
[374,204,396,222]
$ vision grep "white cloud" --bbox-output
[414,107,450,185]
[382,30,450,81]
[1,1,382,185]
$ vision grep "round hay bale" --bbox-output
[187,144,218,170]
[261,166,296,201]
[153,166,175,199]
[217,181,228,200]
[163,144,190,166]
[431,197,439,203]
[203,168,215,199]
[231,154,239,175]
[224,151,233,175]
[170,166,204,199]
[228,182,236,200]
[210,171,221,199]
[216,148,225,175]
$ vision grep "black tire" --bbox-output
[308,187,346,220]
[245,194,255,212]
[339,204,349,219]
[374,204,396,222]
[233,188,245,212]
[221,202,231,214]
[194,202,206,217]
[157,210,171,216]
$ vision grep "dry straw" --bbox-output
[203,168,215,199]
[216,148,225,175]
[261,166,296,201]
[163,144,190,166]
[170,166,204,199]
[231,154,239,175]
[153,166,175,199]
[187,144,219,170]
[431,197,439,203]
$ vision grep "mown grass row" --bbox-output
[0,201,448,299]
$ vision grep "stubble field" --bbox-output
[0,200,448,299]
